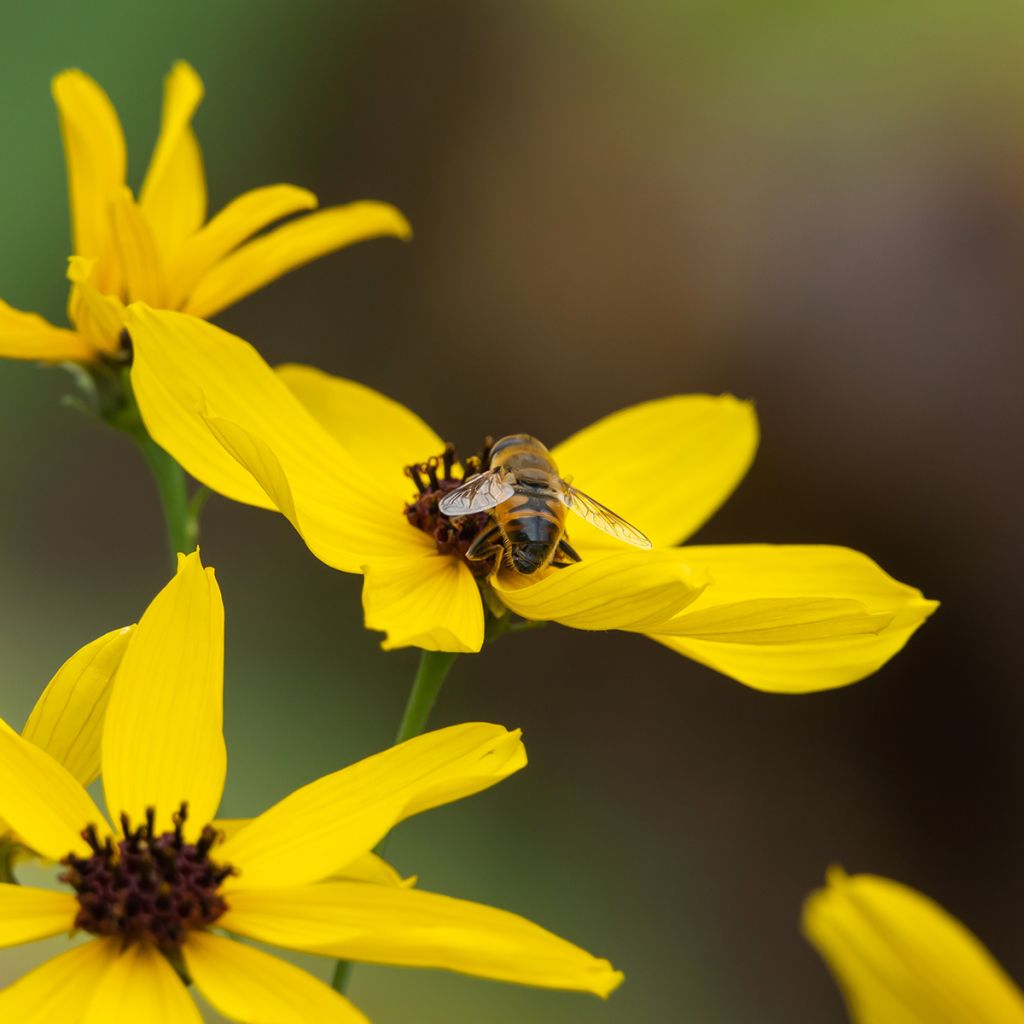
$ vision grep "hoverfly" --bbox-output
[437,433,651,575]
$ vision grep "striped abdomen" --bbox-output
[495,487,566,574]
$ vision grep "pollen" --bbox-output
[60,803,234,951]
[405,440,493,574]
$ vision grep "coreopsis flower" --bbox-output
[124,306,936,692]
[0,62,409,364]
[125,306,936,694]
[0,552,621,1021]
[803,868,1024,1022]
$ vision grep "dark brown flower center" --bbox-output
[60,803,233,952]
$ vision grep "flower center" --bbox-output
[60,803,233,951]
[404,440,494,576]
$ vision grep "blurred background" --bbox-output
[1,1,1023,1019]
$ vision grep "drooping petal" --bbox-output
[51,69,126,269]
[0,717,105,860]
[83,941,201,1024]
[139,61,206,259]
[102,551,226,836]
[223,882,624,998]
[0,299,91,361]
[183,201,412,318]
[363,554,485,652]
[127,305,428,568]
[0,884,76,947]
[220,724,525,889]
[803,869,1024,1023]
[493,549,707,632]
[277,364,443,504]
[66,257,125,356]
[21,625,134,787]
[110,188,166,306]
[551,394,758,549]
[650,545,937,693]
[184,931,368,1024]
[166,185,317,308]
[0,939,115,1022]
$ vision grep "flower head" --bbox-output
[0,552,622,1021]
[0,62,410,364]
[126,306,936,694]
[803,868,1024,1022]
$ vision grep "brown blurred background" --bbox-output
[2,1,1023,1020]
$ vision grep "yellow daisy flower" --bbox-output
[803,868,1024,1022]
[0,62,409,364]
[0,552,622,1021]
[124,306,936,694]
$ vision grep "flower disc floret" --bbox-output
[61,803,233,951]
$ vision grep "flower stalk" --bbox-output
[395,650,459,745]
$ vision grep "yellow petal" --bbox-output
[277,364,442,505]
[803,869,1024,1023]
[110,188,166,305]
[0,884,76,947]
[551,394,758,549]
[102,551,226,836]
[66,256,125,356]
[651,545,937,693]
[0,717,104,860]
[83,941,200,1024]
[0,939,114,1022]
[331,851,414,887]
[493,549,707,632]
[166,184,317,308]
[21,625,134,787]
[184,931,368,1024]
[223,882,623,998]
[363,554,485,652]
[51,69,126,268]
[220,724,525,889]
[139,61,206,259]
[0,298,92,362]
[127,305,428,568]
[183,201,412,318]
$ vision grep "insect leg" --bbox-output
[465,522,505,565]
[551,537,583,568]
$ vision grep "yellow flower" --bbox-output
[124,305,936,692]
[125,306,936,693]
[803,868,1024,1023]
[0,552,622,1021]
[0,62,410,363]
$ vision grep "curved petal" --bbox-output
[493,549,708,632]
[83,941,200,1024]
[0,884,76,947]
[184,931,368,1024]
[0,717,104,860]
[278,364,443,504]
[110,188,165,306]
[51,69,126,271]
[139,61,205,259]
[220,724,525,889]
[0,939,114,1022]
[102,551,226,836]
[363,554,485,652]
[127,306,427,568]
[224,882,623,998]
[0,299,91,362]
[552,394,758,549]
[803,869,1024,1023]
[21,624,134,787]
[66,257,124,356]
[184,201,412,319]
[166,185,317,308]
[650,545,937,693]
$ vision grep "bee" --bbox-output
[438,434,651,575]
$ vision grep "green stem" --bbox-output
[330,959,353,996]
[134,433,198,567]
[394,650,459,745]
[0,842,17,885]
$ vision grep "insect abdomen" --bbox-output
[497,489,565,574]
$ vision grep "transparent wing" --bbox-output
[560,484,653,548]
[438,470,516,516]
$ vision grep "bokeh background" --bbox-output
[1,1,1023,1020]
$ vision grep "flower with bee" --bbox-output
[121,305,936,693]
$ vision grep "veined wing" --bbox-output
[438,470,516,516]
[560,484,652,548]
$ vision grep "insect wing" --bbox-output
[438,471,515,516]
[560,484,653,548]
